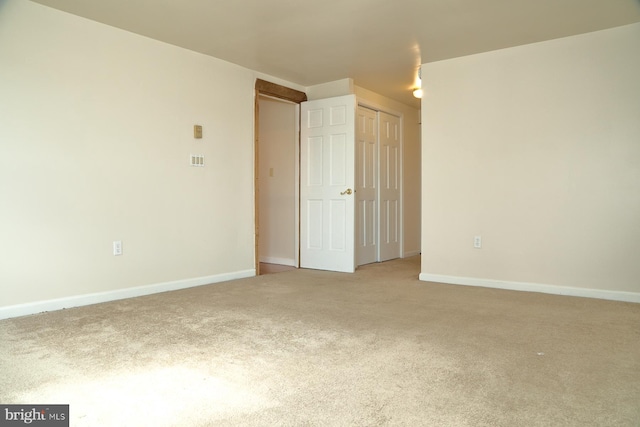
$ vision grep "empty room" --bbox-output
[1,0,639,425]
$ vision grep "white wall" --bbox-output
[307,79,355,100]
[420,23,640,301]
[258,96,297,266]
[0,0,271,316]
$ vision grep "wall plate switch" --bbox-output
[190,154,205,167]
[194,125,203,139]
[113,240,122,256]
[474,236,482,249]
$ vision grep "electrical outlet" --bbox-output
[113,240,122,256]
[474,236,482,249]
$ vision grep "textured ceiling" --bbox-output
[29,0,640,108]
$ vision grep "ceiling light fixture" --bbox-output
[412,88,423,99]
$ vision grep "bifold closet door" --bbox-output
[378,111,401,262]
[356,106,378,266]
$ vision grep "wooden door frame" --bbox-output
[254,79,307,275]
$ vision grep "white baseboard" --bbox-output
[419,273,640,304]
[259,256,296,267]
[0,269,256,320]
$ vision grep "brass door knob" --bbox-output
[340,188,353,195]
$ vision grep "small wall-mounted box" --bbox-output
[194,125,203,139]
[190,154,205,167]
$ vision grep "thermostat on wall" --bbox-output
[194,125,203,139]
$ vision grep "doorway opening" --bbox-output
[254,79,306,275]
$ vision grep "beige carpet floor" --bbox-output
[1,256,639,426]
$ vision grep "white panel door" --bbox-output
[379,111,401,262]
[300,95,356,273]
[356,106,378,266]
